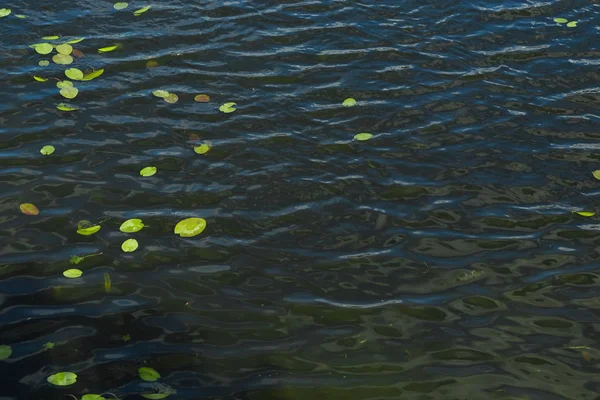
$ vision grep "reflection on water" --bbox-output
[2,0,600,399]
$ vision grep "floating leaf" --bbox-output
[120,218,144,233]
[63,269,82,278]
[57,80,73,89]
[342,98,356,107]
[138,367,160,382]
[52,54,74,65]
[122,238,139,252]
[174,217,206,238]
[104,272,111,293]
[219,102,236,113]
[15,14,26,18]
[65,37,85,44]
[0,8,11,17]
[20,203,39,216]
[574,211,595,217]
[65,68,83,80]
[164,93,178,104]
[40,145,55,155]
[354,133,373,141]
[146,60,159,68]
[593,170,600,180]
[98,45,117,53]
[76,225,101,236]
[152,90,170,98]
[554,17,568,23]
[141,394,172,400]
[133,5,151,16]
[34,75,48,82]
[194,94,210,103]
[57,103,78,111]
[193,144,210,155]
[567,21,577,27]
[81,69,104,81]
[43,342,54,349]
[60,86,79,99]
[82,395,106,400]
[113,2,128,10]
[140,166,157,177]
[38,60,50,66]
[0,345,12,360]
[42,35,60,40]
[72,49,85,58]
[47,372,77,386]
[69,255,84,264]
[122,334,131,342]
[34,43,53,55]
[56,44,73,55]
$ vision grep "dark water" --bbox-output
[2,0,600,399]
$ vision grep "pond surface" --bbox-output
[2,0,600,399]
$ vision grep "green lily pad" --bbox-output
[81,69,104,81]
[574,211,595,217]
[20,203,39,216]
[40,145,55,155]
[38,60,50,66]
[174,217,206,238]
[0,8,11,17]
[0,345,12,360]
[194,144,210,155]
[134,5,151,16]
[52,54,74,65]
[140,166,157,177]
[138,367,160,381]
[34,75,48,82]
[57,103,78,111]
[152,90,170,98]
[63,269,82,278]
[567,21,577,27]
[121,238,139,252]
[593,170,600,180]
[98,45,117,53]
[60,86,79,99]
[34,43,53,55]
[120,218,144,233]
[554,18,568,23]
[164,93,178,104]
[56,80,73,89]
[47,372,77,386]
[65,37,85,44]
[56,43,73,55]
[142,394,172,400]
[113,2,128,10]
[82,395,106,400]
[42,35,60,40]
[65,68,83,80]
[219,102,237,113]
[354,133,373,141]
[76,225,101,236]
[194,94,210,102]
[342,98,356,107]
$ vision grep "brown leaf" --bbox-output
[194,94,210,103]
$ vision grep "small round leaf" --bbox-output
[20,203,39,216]
[60,86,79,99]
[194,144,210,155]
[65,68,84,80]
[342,98,356,107]
[34,43,53,55]
[0,345,12,360]
[0,8,11,17]
[593,170,600,180]
[38,60,50,66]
[57,80,73,89]
[40,145,55,155]
[138,367,160,381]
[56,44,73,55]
[47,372,77,386]
[194,94,210,102]
[52,54,74,65]
[219,102,237,113]
[164,93,178,104]
[553,17,568,23]
[63,269,82,278]
[152,90,169,98]
[140,166,157,177]
[567,21,577,27]
[119,219,144,233]
[113,2,128,10]
[354,133,373,141]
[174,217,206,238]
[121,238,139,252]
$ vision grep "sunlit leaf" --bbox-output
[140,166,157,177]
[60,86,79,99]
[42,35,60,40]
[574,211,595,217]
[152,90,170,98]
[567,21,577,27]
[0,345,12,360]
[34,75,48,82]
[82,395,106,400]
[52,54,74,65]
[146,60,159,68]
[20,203,39,216]
[354,133,373,141]
[593,170,600,180]
[122,238,139,253]
[76,225,101,236]
[34,43,53,55]
[43,342,54,349]
[104,272,111,293]
[113,2,128,10]
[57,103,78,111]
[164,93,178,104]
[81,69,104,81]
[133,5,151,16]
[56,80,73,89]
[554,17,568,23]
[141,394,172,400]
[40,145,55,155]
[0,8,11,17]
[98,45,117,53]
[65,37,85,44]
[15,14,26,19]
[65,68,83,80]
[47,372,77,386]
[342,98,356,107]
[138,367,160,381]
[38,60,50,66]
[194,94,210,103]
[219,102,236,113]
[63,269,82,278]
[193,144,210,155]
[56,44,73,55]
[120,218,144,233]
[69,255,84,264]
[174,217,206,238]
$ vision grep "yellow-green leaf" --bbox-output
[52,54,74,65]
[15,14,26,19]
[0,345,12,360]
[141,394,172,400]
[193,144,210,155]
[82,395,106,400]
[81,69,104,81]
[38,60,50,66]
[138,367,160,381]
[34,43,53,55]
[122,238,139,252]
[592,170,600,180]
[56,80,73,89]
[140,166,157,177]
[98,45,117,53]
[65,37,85,44]
[34,75,48,82]
[60,86,79,99]
[567,21,577,28]
[42,35,60,40]
[63,269,82,278]
[57,103,78,111]
[0,8,11,17]
[40,145,55,155]
[47,372,77,386]
[174,217,206,238]
[342,98,356,107]
[113,2,128,10]
[133,5,151,16]
[354,133,373,141]
[164,93,178,104]
[77,225,101,236]
[119,218,144,233]
[554,17,568,23]
[574,211,595,217]
[65,68,83,80]
[56,44,73,55]
[20,203,39,216]
[219,102,236,113]
[152,90,170,98]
